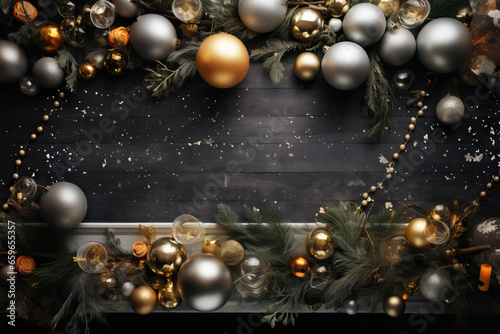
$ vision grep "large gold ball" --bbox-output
[146,237,187,277]
[219,240,245,266]
[196,33,249,89]
[383,295,406,317]
[289,7,324,42]
[325,0,350,18]
[34,21,64,55]
[129,286,157,315]
[405,218,431,248]
[157,279,182,309]
[306,227,334,259]
[294,52,321,81]
[78,61,96,80]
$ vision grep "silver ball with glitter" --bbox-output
[435,94,464,125]
[32,57,65,89]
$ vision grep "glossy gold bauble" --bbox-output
[294,52,320,81]
[103,50,126,76]
[374,0,399,17]
[219,240,245,266]
[157,278,182,309]
[405,218,431,248]
[34,21,64,55]
[201,240,220,255]
[325,0,350,18]
[78,61,96,79]
[289,7,324,42]
[196,33,249,88]
[383,295,406,317]
[146,237,187,277]
[306,227,334,260]
[290,256,311,278]
[129,286,157,315]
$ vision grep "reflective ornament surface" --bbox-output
[103,50,126,75]
[290,256,311,278]
[310,264,331,289]
[238,0,287,33]
[129,286,157,315]
[343,296,359,315]
[34,21,65,55]
[419,268,454,303]
[289,7,324,42]
[79,61,97,79]
[423,219,450,244]
[293,52,320,81]
[60,16,88,48]
[146,237,187,277]
[157,278,182,309]
[172,214,206,245]
[172,0,203,23]
[325,0,350,18]
[219,240,245,266]
[470,218,500,267]
[383,295,406,317]
[58,0,76,17]
[11,176,37,203]
[306,228,334,260]
[240,256,267,288]
[328,18,342,32]
[90,0,116,29]
[397,0,431,29]
[76,241,108,273]
[0,40,27,83]
[435,94,465,125]
[19,76,39,96]
[391,69,415,90]
[342,3,386,47]
[112,0,139,18]
[405,218,431,248]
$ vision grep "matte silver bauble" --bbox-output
[378,27,416,67]
[32,57,65,89]
[342,3,386,47]
[435,94,465,125]
[328,18,342,33]
[416,18,473,74]
[0,40,27,83]
[321,41,370,90]
[419,268,454,302]
[177,254,233,311]
[39,182,88,229]
[238,0,287,33]
[112,0,139,18]
[130,14,178,62]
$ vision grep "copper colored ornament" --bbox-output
[306,228,334,260]
[79,61,97,79]
[294,52,320,81]
[196,33,249,89]
[34,21,65,55]
[108,26,130,49]
[146,237,187,277]
[325,0,350,18]
[383,295,406,317]
[14,1,38,23]
[290,256,311,278]
[219,240,245,266]
[103,50,126,75]
[289,8,324,42]
[405,218,431,248]
[157,278,182,309]
[129,286,157,315]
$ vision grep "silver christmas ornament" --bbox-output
[112,0,139,18]
[343,296,359,315]
[416,18,473,74]
[238,0,287,33]
[19,76,39,96]
[419,268,454,302]
[391,69,415,90]
[39,182,88,229]
[240,256,267,288]
[130,14,178,62]
[378,26,416,67]
[435,94,465,125]
[0,40,27,83]
[321,41,370,90]
[342,3,386,47]
[177,254,233,311]
[328,18,342,33]
[32,57,65,89]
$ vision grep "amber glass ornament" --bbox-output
[129,286,157,315]
[108,26,130,49]
[103,50,126,75]
[79,61,97,79]
[14,1,38,23]
[60,16,88,48]
[290,256,311,278]
[34,21,64,55]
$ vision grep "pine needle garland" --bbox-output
[428,0,471,19]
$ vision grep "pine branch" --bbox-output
[429,0,470,19]
[202,0,258,41]
[55,47,80,93]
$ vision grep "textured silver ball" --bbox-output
[177,254,233,311]
[436,95,465,125]
[0,40,27,83]
[39,182,88,230]
[343,3,386,47]
[130,14,178,62]
[238,0,287,33]
[420,268,454,302]
[32,57,65,89]
[417,18,472,73]
[379,27,416,67]
[112,0,139,18]
[321,41,370,90]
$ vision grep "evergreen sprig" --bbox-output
[429,0,471,19]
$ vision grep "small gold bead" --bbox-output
[400,144,406,151]
[9,186,14,192]
[15,159,22,166]
[410,117,417,124]
[59,91,65,98]
[494,176,500,182]
[30,134,37,140]
[404,134,411,141]
[43,115,49,121]
[361,200,368,207]
[13,173,19,180]
[388,167,395,173]
[37,126,43,133]
[417,101,423,108]
[418,110,424,116]
[486,183,493,189]
[420,91,426,97]
[53,101,60,108]
[370,186,377,192]
[386,174,392,179]
[363,192,368,199]
[2,203,9,210]
[393,153,399,159]
[480,191,487,197]
[408,124,415,131]
[19,149,25,156]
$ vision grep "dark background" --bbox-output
[1,5,500,334]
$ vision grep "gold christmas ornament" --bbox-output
[146,237,187,277]
[103,50,126,76]
[157,278,182,309]
[325,0,350,18]
[383,295,406,317]
[34,21,65,55]
[289,7,324,42]
[306,227,334,260]
[293,52,320,81]
[290,256,311,278]
[78,61,97,80]
[196,33,249,88]
[129,286,157,315]
[374,0,399,17]
[201,240,220,255]
[405,218,431,248]
[219,240,245,266]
